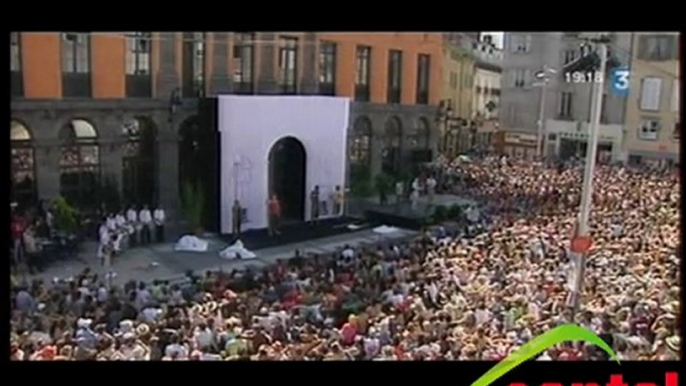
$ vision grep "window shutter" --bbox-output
[640,77,662,111]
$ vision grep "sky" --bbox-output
[480,32,504,49]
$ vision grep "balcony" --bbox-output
[62,73,92,98]
[126,74,152,98]
[387,88,401,104]
[234,82,254,95]
[416,90,428,105]
[11,71,23,98]
[355,85,370,102]
[280,84,297,95]
[318,82,335,96]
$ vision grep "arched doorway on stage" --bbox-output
[268,137,306,223]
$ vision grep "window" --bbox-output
[233,33,254,94]
[62,33,90,73]
[351,117,372,166]
[563,49,576,65]
[639,77,662,111]
[412,118,431,148]
[511,35,530,53]
[639,35,677,61]
[126,32,151,75]
[11,120,36,208]
[61,33,91,98]
[11,32,23,97]
[416,54,430,104]
[319,41,336,96]
[382,117,403,176]
[182,32,206,98]
[59,119,100,209]
[355,46,371,101]
[279,36,298,94]
[513,69,526,88]
[638,118,661,140]
[558,92,573,119]
[387,50,402,104]
[10,32,21,71]
[125,32,152,98]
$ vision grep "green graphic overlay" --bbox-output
[470,324,619,386]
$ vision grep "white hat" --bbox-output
[77,318,93,328]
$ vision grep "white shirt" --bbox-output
[106,217,117,231]
[126,209,138,223]
[139,209,152,224]
[194,328,214,349]
[115,215,126,228]
[153,209,166,224]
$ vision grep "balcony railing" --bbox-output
[387,88,401,104]
[11,71,23,98]
[355,85,370,102]
[234,82,254,95]
[62,73,92,98]
[318,82,335,96]
[416,90,429,105]
[126,74,152,98]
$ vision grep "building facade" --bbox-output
[622,32,680,166]
[471,37,503,150]
[499,32,632,161]
[10,32,443,228]
[439,43,475,157]
[317,33,443,182]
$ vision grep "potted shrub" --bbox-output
[181,180,205,236]
[53,196,78,234]
[374,172,394,205]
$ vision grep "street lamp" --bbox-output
[532,65,557,160]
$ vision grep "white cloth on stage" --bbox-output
[218,240,257,260]
[174,235,209,252]
[373,225,400,235]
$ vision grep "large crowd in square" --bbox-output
[10,155,680,361]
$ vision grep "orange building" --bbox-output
[11,31,444,231]
[317,33,443,179]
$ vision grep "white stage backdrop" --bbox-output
[218,96,350,233]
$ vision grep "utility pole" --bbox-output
[536,79,548,158]
[569,37,608,321]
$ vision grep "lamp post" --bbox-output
[569,38,608,321]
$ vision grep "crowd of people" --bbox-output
[10,156,680,361]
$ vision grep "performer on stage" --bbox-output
[395,180,404,208]
[426,175,437,206]
[232,199,242,237]
[268,194,281,236]
[310,186,320,225]
[126,205,138,247]
[153,205,166,243]
[139,205,153,245]
[114,211,129,253]
[333,185,344,216]
[410,178,422,212]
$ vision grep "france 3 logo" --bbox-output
[610,67,630,97]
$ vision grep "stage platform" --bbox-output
[364,194,477,230]
[220,216,376,250]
